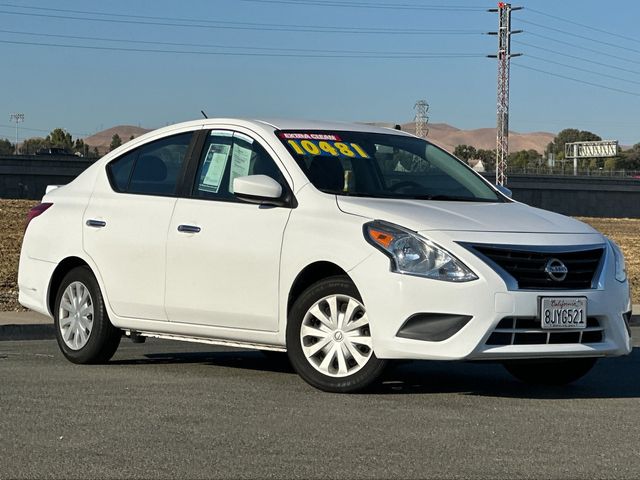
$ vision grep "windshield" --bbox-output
[277,130,502,202]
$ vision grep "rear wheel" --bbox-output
[54,266,121,364]
[286,276,386,393]
[503,358,597,386]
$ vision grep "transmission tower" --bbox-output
[414,100,429,138]
[488,3,521,185]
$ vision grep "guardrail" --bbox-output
[496,174,640,218]
[505,167,640,178]
[0,154,96,199]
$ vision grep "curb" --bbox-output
[0,323,55,341]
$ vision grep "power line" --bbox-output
[522,31,640,67]
[517,18,640,56]
[0,38,485,59]
[0,28,482,56]
[513,40,640,77]
[525,7,640,46]
[0,8,483,35]
[524,53,640,87]
[237,0,488,11]
[512,62,640,98]
[0,123,91,137]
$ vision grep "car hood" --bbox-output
[337,197,598,234]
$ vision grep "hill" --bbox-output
[83,126,151,154]
[85,122,555,155]
[363,121,554,154]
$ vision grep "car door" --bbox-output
[83,129,197,321]
[164,129,293,331]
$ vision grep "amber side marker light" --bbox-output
[368,227,395,249]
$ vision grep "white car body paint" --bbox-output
[18,118,632,364]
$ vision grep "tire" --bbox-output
[54,266,121,364]
[286,275,386,393]
[503,357,597,386]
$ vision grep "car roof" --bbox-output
[251,118,414,136]
[145,118,415,138]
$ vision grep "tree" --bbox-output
[46,128,73,151]
[604,158,617,170]
[475,149,496,169]
[74,139,86,156]
[547,128,602,160]
[0,138,14,154]
[617,143,640,170]
[110,134,122,151]
[508,149,542,168]
[453,144,476,161]
[19,137,47,154]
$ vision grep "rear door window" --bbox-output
[128,133,193,195]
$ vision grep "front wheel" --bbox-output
[503,358,597,386]
[286,276,386,393]
[54,266,121,364]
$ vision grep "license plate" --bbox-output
[540,297,587,330]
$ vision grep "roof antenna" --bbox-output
[394,124,402,130]
[201,110,208,119]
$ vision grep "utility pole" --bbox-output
[414,100,429,139]
[9,113,25,154]
[488,3,521,186]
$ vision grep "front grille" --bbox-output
[471,245,604,290]
[486,317,604,346]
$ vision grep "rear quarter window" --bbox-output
[106,132,193,196]
[107,150,137,192]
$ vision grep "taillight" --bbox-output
[25,203,53,231]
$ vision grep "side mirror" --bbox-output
[495,184,512,198]
[233,175,284,205]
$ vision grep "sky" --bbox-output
[1,0,640,145]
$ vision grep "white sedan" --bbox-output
[18,118,633,392]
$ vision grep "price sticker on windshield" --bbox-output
[280,133,369,159]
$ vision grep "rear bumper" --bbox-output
[350,248,632,361]
[17,252,55,318]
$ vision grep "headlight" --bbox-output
[364,221,478,282]
[607,238,627,282]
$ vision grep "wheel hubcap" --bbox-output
[300,294,373,378]
[58,281,94,350]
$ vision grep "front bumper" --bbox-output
[349,232,632,361]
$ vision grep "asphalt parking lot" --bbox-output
[2,328,639,479]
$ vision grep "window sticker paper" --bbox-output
[200,142,230,193]
[228,142,253,193]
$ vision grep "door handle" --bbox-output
[177,224,201,234]
[86,219,107,228]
